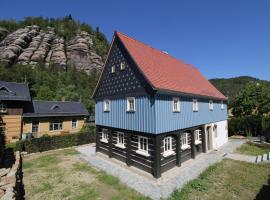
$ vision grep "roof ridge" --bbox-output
[0,80,28,85]
[33,100,81,103]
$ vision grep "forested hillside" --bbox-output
[210,76,270,104]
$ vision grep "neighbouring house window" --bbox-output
[31,121,39,133]
[221,101,224,110]
[0,103,7,113]
[195,129,202,144]
[101,129,109,143]
[104,99,110,112]
[192,99,198,111]
[49,120,63,131]
[116,132,125,148]
[172,97,180,112]
[127,97,135,112]
[136,136,149,156]
[120,62,125,70]
[181,132,190,150]
[209,100,214,110]
[72,119,77,129]
[111,65,115,73]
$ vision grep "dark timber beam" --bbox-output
[201,127,207,153]
[176,132,181,167]
[95,126,100,153]
[126,132,132,166]
[153,134,161,178]
[191,129,196,159]
[108,129,113,158]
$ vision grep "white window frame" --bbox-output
[101,129,109,143]
[136,136,150,157]
[172,97,180,112]
[111,65,115,73]
[71,119,77,129]
[31,121,39,133]
[221,101,224,110]
[49,120,63,131]
[115,132,125,149]
[103,99,110,112]
[192,99,198,111]
[120,62,125,70]
[194,129,202,145]
[163,136,175,157]
[127,97,135,112]
[181,132,190,150]
[209,100,214,111]
[0,103,7,113]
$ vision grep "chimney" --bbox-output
[61,96,65,102]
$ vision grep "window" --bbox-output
[49,120,63,131]
[111,65,115,73]
[192,99,198,111]
[72,119,77,129]
[101,129,109,143]
[209,100,214,110]
[0,103,7,113]
[31,121,39,133]
[115,132,125,148]
[104,99,110,112]
[221,101,224,110]
[127,97,135,112]
[136,136,149,157]
[163,136,175,157]
[194,129,202,144]
[181,132,190,150]
[120,62,125,70]
[172,97,180,112]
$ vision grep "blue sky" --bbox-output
[1,0,270,80]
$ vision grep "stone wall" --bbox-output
[0,152,24,200]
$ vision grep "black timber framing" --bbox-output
[95,124,207,178]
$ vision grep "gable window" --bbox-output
[194,129,202,144]
[221,101,224,110]
[136,136,149,157]
[181,132,190,150]
[120,62,125,70]
[163,136,175,157]
[49,120,63,131]
[111,65,115,73]
[104,99,110,112]
[72,119,77,129]
[172,97,180,112]
[209,100,214,111]
[0,103,7,113]
[101,129,109,143]
[192,99,198,111]
[127,97,135,112]
[31,121,39,133]
[115,132,125,148]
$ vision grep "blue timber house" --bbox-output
[92,32,228,178]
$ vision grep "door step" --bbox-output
[256,152,270,163]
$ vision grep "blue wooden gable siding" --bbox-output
[155,94,227,133]
[95,94,227,134]
[95,96,156,133]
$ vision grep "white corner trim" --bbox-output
[115,143,126,149]
[136,150,150,157]
[163,150,175,158]
[181,144,191,150]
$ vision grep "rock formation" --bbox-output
[0,25,104,74]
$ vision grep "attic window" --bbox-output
[111,65,115,73]
[51,104,60,111]
[192,99,198,112]
[209,100,214,111]
[120,62,125,70]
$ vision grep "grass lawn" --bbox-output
[235,143,270,156]
[23,148,149,200]
[169,159,270,200]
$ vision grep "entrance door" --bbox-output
[206,126,212,150]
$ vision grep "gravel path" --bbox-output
[224,153,256,163]
[77,139,245,200]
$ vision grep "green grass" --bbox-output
[169,159,270,200]
[74,184,98,200]
[236,143,270,156]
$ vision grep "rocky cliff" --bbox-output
[0,25,104,73]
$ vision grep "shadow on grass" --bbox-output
[255,174,270,200]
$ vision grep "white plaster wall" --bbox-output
[212,120,228,149]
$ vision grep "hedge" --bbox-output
[14,126,96,153]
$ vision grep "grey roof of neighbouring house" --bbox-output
[23,100,89,117]
[0,81,31,101]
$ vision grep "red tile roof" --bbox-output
[116,31,227,100]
